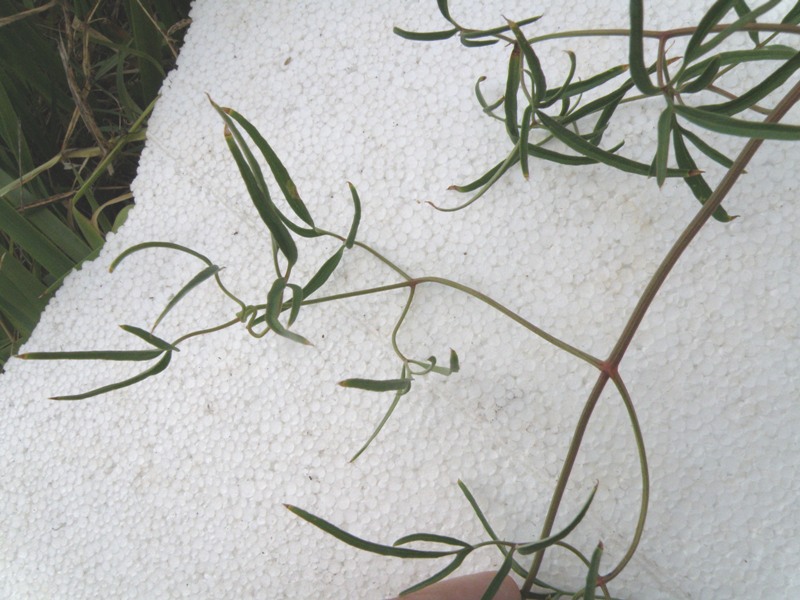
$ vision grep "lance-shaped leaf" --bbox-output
[394,532,471,548]
[628,0,660,95]
[474,76,505,115]
[303,247,344,299]
[460,36,498,48]
[550,64,630,104]
[680,56,721,93]
[654,105,674,187]
[507,20,546,106]
[584,542,604,600]
[286,284,303,327]
[504,44,522,141]
[392,27,458,41]
[449,155,520,193]
[480,551,515,600]
[349,368,411,462]
[436,0,456,25]
[459,15,542,40]
[339,377,412,393]
[51,351,173,400]
[221,124,298,267]
[539,51,576,109]
[537,111,692,177]
[120,325,179,352]
[519,105,533,178]
[678,125,735,168]
[223,107,316,229]
[680,45,798,82]
[692,0,782,61]
[733,0,761,45]
[400,550,472,596]
[438,145,520,211]
[674,104,800,140]
[701,51,800,115]
[517,483,598,555]
[152,265,221,332]
[672,126,734,222]
[109,241,213,272]
[345,182,361,249]
[284,504,458,558]
[266,277,311,345]
[562,80,634,127]
[684,0,738,63]
[783,1,800,23]
[18,349,162,361]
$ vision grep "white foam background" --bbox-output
[2,1,799,598]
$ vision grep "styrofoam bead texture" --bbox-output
[2,1,799,598]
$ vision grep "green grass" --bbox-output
[0,0,192,371]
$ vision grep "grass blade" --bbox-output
[51,351,172,400]
[284,504,457,559]
[152,265,221,332]
[628,0,660,95]
[675,104,800,139]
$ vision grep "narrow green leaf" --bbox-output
[678,125,735,168]
[345,182,361,249]
[460,15,543,39]
[224,108,316,227]
[302,247,344,299]
[350,370,410,462]
[474,76,505,114]
[701,51,800,115]
[0,200,74,277]
[684,0,737,63]
[680,56,721,93]
[448,156,519,193]
[392,27,458,41]
[539,51,576,108]
[18,350,162,361]
[222,129,298,267]
[584,542,604,600]
[680,46,798,82]
[551,64,630,103]
[339,377,412,393]
[519,105,532,178]
[394,533,471,548]
[286,284,303,327]
[783,0,800,23]
[733,0,761,45]
[671,126,734,222]
[51,351,172,401]
[537,112,691,177]
[517,483,598,555]
[449,348,460,373]
[674,104,800,140]
[654,106,674,187]
[284,504,457,559]
[119,325,179,352]
[480,550,515,600]
[695,0,782,60]
[266,277,311,345]
[507,20,546,104]
[436,0,455,24]
[460,36,498,48]
[152,265,221,332]
[628,0,660,95]
[110,241,213,272]
[563,81,634,127]
[504,44,522,141]
[400,550,471,596]
[438,145,520,211]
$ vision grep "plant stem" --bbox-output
[522,78,800,595]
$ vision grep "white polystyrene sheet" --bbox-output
[3,1,799,598]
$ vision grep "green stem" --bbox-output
[522,78,800,594]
